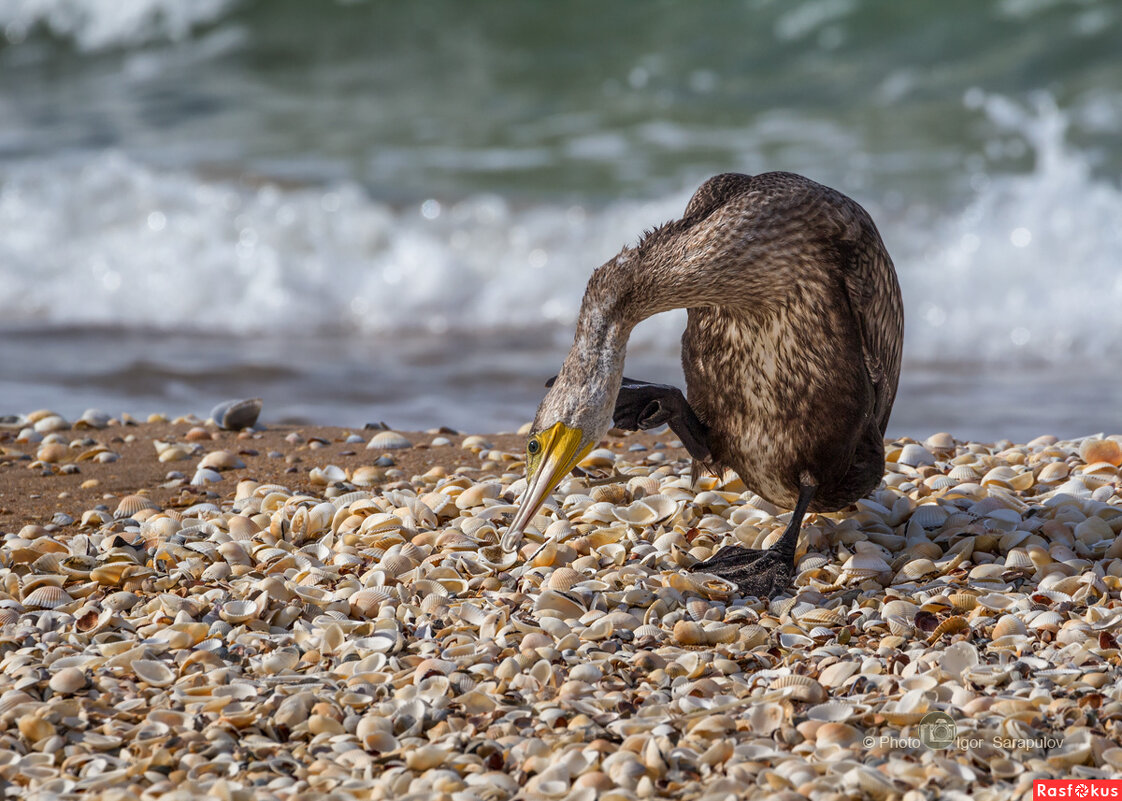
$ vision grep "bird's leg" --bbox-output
[691,483,817,598]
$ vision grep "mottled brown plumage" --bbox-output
[517,171,904,597]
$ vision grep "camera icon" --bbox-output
[918,712,957,750]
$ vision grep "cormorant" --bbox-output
[502,172,904,598]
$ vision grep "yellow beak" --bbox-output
[501,423,592,552]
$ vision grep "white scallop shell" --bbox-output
[897,444,935,467]
[367,431,413,450]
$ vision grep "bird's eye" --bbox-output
[527,438,541,456]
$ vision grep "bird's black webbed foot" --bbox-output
[691,546,795,599]
[545,375,710,461]
[689,483,817,599]
[610,376,714,462]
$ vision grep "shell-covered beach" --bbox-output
[1,411,1120,800]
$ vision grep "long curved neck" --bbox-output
[548,206,817,437]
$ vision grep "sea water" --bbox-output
[1,0,1120,440]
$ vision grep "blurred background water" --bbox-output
[1,0,1120,440]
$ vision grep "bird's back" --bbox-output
[676,172,903,511]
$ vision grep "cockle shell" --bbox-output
[23,585,73,609]
[590,483,628,504]
[928,615,970,641]
[349,588,396,617]
[219,599,261,624]
[114,494,160,519]
[797,607,846,627]
[897,443,935,467]
[769,674,826,704]
[841,551,891,581]
[368,431,413,450]
[547,567,582,591]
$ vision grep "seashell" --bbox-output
[947,465,979,482]
[924,475,957,490]
[613,495,678,526]
[627,475,661,498]
[579,448,615,468]
[1080,437,1122,467]
[74,408,111,429]
[368,431,413,450]
[590,483,628,504]
[104,591,140,612]
[18,713,56,743]
[807,701,854,722]
[895,558,938,581]
[131,659,176,687]
[547,567,582,591]
[897,443,935,467]
[309,465,347,485]
[980,466,1018,488]
[672,620,707,646]
[199,450,246,471]
[924,432,955,451]
[114,494,160,519]
[90,562,144,586]
[535,590,585,620]
[910,504,948,529]
[455,482,501,510]
[769,674,826,704]
[1004,549,1034,570]
[33,414,68,432]
[23,585,74,609]
[219,599,260,624]
[797,606,846,627]
[210,398,262,431]
[881,599,918,619]
[947,592,978,611]
[349,587,395,617]
[633,624,663,641]
[928,615,969,642]
[36,442,68,463]
[705,622,739,644]
[746,703,785,736]
[1028,610,1063,632]
[841,551,890,581]
[1036,461,1069,483]
[49,667,88,695]
[818,661,860,688]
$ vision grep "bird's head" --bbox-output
[500,371,616,551]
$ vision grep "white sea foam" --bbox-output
[899,92,1122,363]
[0,0,237,51]
[1,95,1118,368]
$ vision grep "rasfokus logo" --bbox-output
[1034,781,1122,799]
